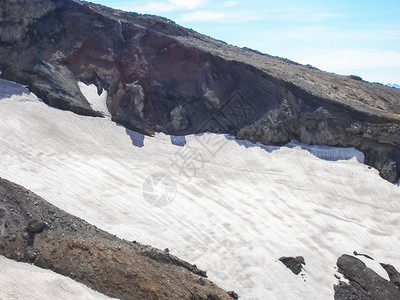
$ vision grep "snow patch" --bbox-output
[1,86,400,299]
[230,136,365,162]
[286,140,365,163]
[334,271,350,284]
[0,255,113,299]
[78,81,110,117]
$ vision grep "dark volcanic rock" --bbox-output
[379,160,399,183]
[380,263,400,288]
[0,178,233,300]
[1,0,400,182]
[227,291,239,299]
[279,256,305,275]
[27,220,46,233]
[335,254,400,300]
[334,280,372,300]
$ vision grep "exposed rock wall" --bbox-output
[0,0,399,181]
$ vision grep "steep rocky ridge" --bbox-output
[0,0,399,182]
[0,177,235,300]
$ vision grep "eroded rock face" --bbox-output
[0,177,234,300]
[334,254,400,300]
[1,0,399,181]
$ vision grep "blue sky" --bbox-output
[90,0,400,84]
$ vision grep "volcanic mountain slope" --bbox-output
[0,177,234,300]
[1,1,400,299]
[0,0,400,182]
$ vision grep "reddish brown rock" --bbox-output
[0,177,235,300]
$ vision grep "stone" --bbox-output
[380,263,400,288]
[26,220,46,234]
[197,277,205,286]
[227,291,239,299]
[379,160,398,183]
[0,208,5,219]
[279,256,305,275]
[169,105,189,132]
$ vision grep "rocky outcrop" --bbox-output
[279,256,306,275]
[1,0,399,182]
[0,177,235,300]
[381,263,400,288]
[334,254,400,300]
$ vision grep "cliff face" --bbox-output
[1,0,399,182]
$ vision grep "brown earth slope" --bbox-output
[0,0,399,182]
[0,177,235,300]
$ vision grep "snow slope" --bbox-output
[0,256,112,299]
[1,78,400,299]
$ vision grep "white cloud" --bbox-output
[169,0,206,10]
[292,49,400,71]
[175,6,339,24]
[261,25,400,42]
[259,7,341,22]
[222,0,240,7]
[118,0,207,13]
[178,11,229,22]
[351,67,400,84]
[177,10,262,22]
[137,2,176,13]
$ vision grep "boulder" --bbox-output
[335,254,400,300]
